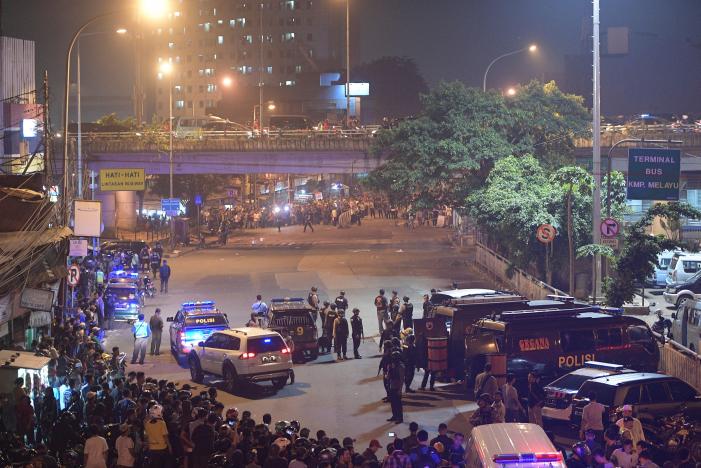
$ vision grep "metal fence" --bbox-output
[659,340,701,391]
[475,241,568,299]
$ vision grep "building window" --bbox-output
[285,1,295,10]
[281,32,295,42]
[230,19,236,28]
[198,69,204,76]
[287,17,296,25]
[217,19,223,25]
[174,85,183,92]
[187,100,193,109]
[174,11,181,17]
[175,56,181,63]
[207,83,217,93]
[295,65,302,73]
[175,100,185,109]
[243,35,253,44]
[187,85,192,93]
[218,35,224,44]
[168,42,175,49]
[204,22,211,32]
[284,80,296,86]
[266,66,273,74]
[204,68,215,76]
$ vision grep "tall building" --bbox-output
[152,0,345,121]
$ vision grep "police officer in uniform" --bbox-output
[322,304,338,354]
[350,308,364,359]
[333,310,349,361]
[334,291,348,313]
[307,286,320,324]
[131,313,151,365]
[399,296,414,330]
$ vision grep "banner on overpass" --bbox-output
[627,148,680,201]
[99,168,145,191]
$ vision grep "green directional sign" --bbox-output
[627,148,680,201]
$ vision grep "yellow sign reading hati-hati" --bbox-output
[99,168,145,191]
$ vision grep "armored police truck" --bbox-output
[463,306,660,388]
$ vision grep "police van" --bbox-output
[670,299,701,353]
[466,423,565,467]
[267,298,318,362]
[168,301,230,357]
[463,306,660,387]
[432,293,587,377]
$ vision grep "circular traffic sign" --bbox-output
[67,265,80,287]
[536,224,557,244]
[600,218,620,238]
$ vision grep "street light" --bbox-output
[116,28,128,35]
[61,1,168,225]
[221,76,233,88]
[253,101,275,131]
[506,87,517,96]
[482,43,537,92]
[158,62,176,246]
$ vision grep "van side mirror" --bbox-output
[166,317,174,322]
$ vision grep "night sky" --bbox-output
[2,0,700,117]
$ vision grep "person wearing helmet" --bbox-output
[333,309,350,361]
[387,351,405,423]
[334,291,348,312]
[144,404,171,465]
[399,296,414,330]
[566,441,591,468]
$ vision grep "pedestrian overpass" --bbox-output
[82,130,380,175]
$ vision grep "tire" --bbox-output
[188,354,204,383]
[676,295,692,307]
[272,377,287,390]
[309,348,319,360]
[223,364,238,394]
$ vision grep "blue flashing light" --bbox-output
[264,338,272,343]
[181,300,216,311]
[184,330,206,341]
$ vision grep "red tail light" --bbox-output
[281,347,290,354]
[239,352,256,360]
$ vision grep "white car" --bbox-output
[466,423,565,467]
[187,327,293,392]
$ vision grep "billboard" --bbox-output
[73,200,102,237]
[626,148,681,201]
[99,168,145,191]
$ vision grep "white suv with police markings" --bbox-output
[187,327,293,393]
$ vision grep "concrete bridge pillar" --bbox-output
[114,191,138,231]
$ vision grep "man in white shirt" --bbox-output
[580,391,606,440]
[84,424,109,468]
[115,424,136,468]
[501,374,525,422]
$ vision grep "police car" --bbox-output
[167,301,230,357]
[105,283,142,322]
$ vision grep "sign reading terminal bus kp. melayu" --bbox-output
[626,148,680,201]
[99,168,145,191]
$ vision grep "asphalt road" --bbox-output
[103,219,492,448]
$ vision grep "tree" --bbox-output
[550,166,593,295]
[367,80,590,208]
[604,202,701,307]
[352,56,428,119]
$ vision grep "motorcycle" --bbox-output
[650,412,701,463]
[142,277,157,298]
[651,309,673,336]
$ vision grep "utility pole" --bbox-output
[42,71,51,182]
[345,0,351,128]
[591,0,602,303]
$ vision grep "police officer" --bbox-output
[399,296,414,330]
[131,313,151,365]
[307,286,320,324]
[149,308,164,356]
[333,309,349,361]
[350,308,364,359]
[334,291,348,312]
[323,304,338,354]
[149,249,161,279]
[403,335,418,392]
[387,351,405,423]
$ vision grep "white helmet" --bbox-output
[149,404,163,418]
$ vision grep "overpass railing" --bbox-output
[573,129,701,148]
[75,129,376,153]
